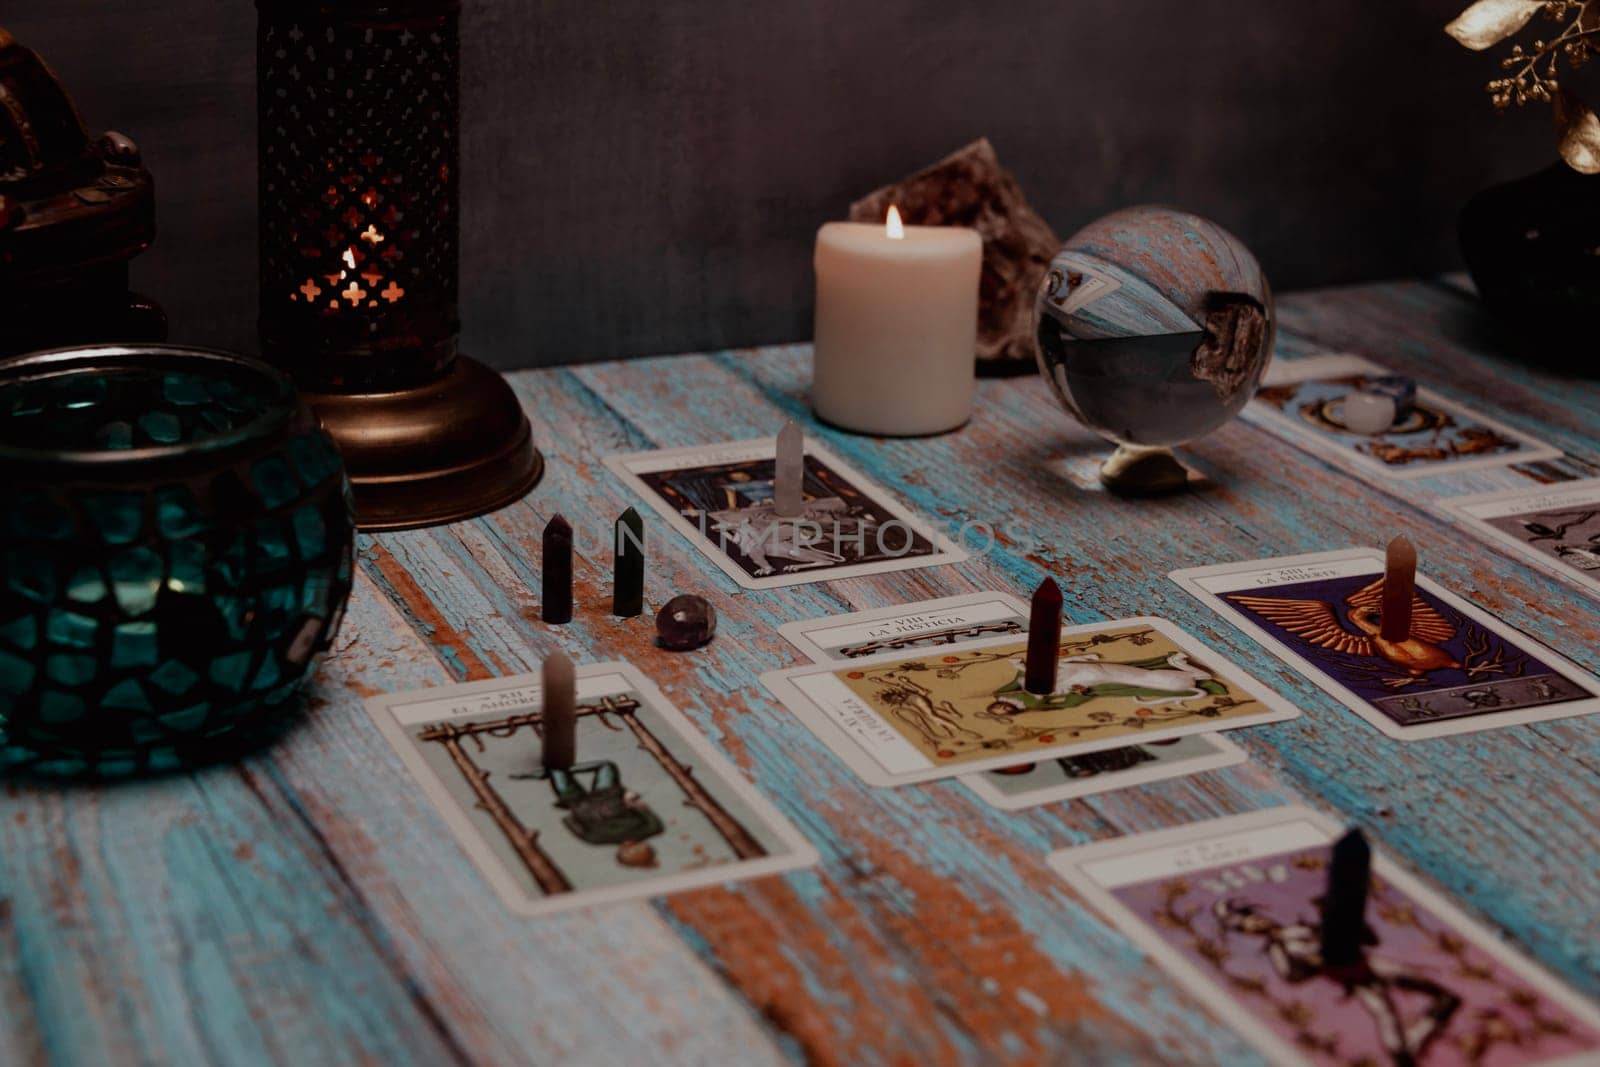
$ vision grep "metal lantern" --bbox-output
[0,26,166,358]
[256,0,542,530]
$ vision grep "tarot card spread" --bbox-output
[778,594,1248,806]
[1050,808,1600,1067]
[761,618,1296,786]
[1249,354,1560,480]
[365,663,816,916]
[1440,479,1600,600]
[605,439,966,590]
[1172,550,1600,740]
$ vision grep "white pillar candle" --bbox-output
[812,208,982,436]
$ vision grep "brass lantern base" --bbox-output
[304,356,543,531]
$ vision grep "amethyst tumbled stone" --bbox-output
[656,594,716,651]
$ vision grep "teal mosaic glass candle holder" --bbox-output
[0,344,355,775]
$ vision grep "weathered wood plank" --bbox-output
[573,354,1276,1064]
[700,334,1600,1001]
[0,713,469,1066]
[0,572,788,1067]
[369,361,1223,1064]
[7,280,1600,1066]
[265,567,792,1067]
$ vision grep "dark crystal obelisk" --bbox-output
[542,515,573,624]
[1320,828,1371,972]
[613,507,644,618]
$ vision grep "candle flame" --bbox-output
[885,205,904,240]
[342,247,357,270]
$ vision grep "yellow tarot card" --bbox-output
[760,617,1298,786]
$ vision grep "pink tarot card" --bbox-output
[1051,808,1600,1067]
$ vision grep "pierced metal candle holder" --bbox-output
[256,0,541,530]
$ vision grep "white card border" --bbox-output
[364,661,818,917]
[604,438,968,590]
[1048,806,1600,1067]
[1249,353,1562,480]
[1438,479,1600,601]
[760,616,1299,787]
[1170,548,1600,740]
[777,590,1031,663]
[960,732,1248,811]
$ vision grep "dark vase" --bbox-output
[1460,162,1600,376]
[0,344,355,776]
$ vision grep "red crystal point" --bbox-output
[1380,536,1416,642]
[1025,577,1063,696]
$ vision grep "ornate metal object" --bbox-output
[0,26,166,357]
[256,0,542,529]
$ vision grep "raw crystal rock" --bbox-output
[850,138,1060,374]
[656,594,716,652]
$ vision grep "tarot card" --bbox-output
[1439,479,1600,600]
[1248,354,1560,480]
[1171,549,1600,740]
[1050,807,1600,1067]
[778,593,1249,807]
[605,439,966,590]
[759,618,1298,786]
[364,661,817,916]
[777,591,1031,662]
[1507,453,1600,487]
[961,733,1248,810]
[1042,265,1123,316]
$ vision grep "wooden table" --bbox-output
[6,278,1597,1066]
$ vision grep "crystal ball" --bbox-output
[1034,205,1275,449]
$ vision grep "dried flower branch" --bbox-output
[1447,0,1600,172]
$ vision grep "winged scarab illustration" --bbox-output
[1226,577,1461,685]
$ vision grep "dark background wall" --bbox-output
[5,2,1550,369]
